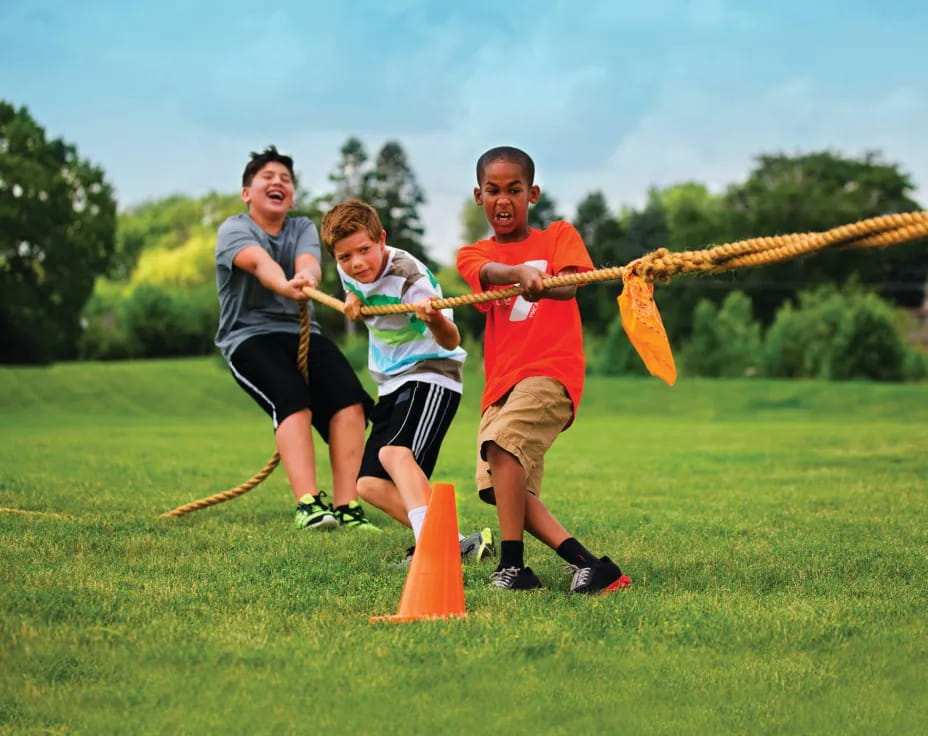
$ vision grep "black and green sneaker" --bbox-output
[294,491,338,530]
[333,500,382,532]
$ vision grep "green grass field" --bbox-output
[2,358,926,734]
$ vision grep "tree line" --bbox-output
[2,101,926,379]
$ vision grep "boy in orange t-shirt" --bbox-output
[457,146,631,594]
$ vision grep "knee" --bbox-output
[276,408,311,434]
[357,476,379,503]
[330,403,365,430]
[485,441,517,465]
[378,445,414,471]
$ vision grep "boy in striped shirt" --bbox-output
[321,200,494,564]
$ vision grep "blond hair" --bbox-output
[320,199,383,256]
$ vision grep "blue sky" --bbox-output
[2,0,925,264]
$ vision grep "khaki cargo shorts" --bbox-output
[476,376,573,504]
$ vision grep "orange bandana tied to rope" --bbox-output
[617,270,677,386]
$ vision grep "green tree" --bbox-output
[460,197,490,244]
[680,291,762,377]
[650,183,730,343]
[368,140,433,269]
[111,192,243,280]
[328,138,435,271]
[572,191,625,332]
[659,183,726,253]
[591,319,649,377]
[621,190,669,264]
[328,137,372,203]
[0,102,117,363]
[762,286,912,381]
[528,191,561,229]
[723,151,927,322]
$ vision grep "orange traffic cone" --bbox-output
[371,482,466,623]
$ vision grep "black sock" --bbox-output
[499,540,525,570]
[556,537,597,567]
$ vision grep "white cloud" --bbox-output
[418,77,928,265]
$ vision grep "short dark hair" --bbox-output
[320,199,383,256]
[242,145,296,187]
[476,146,535,186]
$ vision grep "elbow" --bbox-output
[442,331,461,350]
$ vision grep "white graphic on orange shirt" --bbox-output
[509,259,548,322]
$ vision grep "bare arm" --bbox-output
[294,253,322,289]
[412,299,461,350]
[478,263,580,302]
[541,266,580,301]
[233,245,312,301]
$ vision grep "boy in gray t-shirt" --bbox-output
[214,146,377,532]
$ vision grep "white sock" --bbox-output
[408,506,428,542]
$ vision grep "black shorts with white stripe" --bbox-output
[359,381,461,481]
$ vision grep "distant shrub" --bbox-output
[590,319,650,377]
[763,287,909,381]
[902,347,928,381]
[680,291,762,377]
[130,231,215,289]
[122,284,217,358]
[78,280,133,360]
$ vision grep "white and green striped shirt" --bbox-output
[338,247,466,396]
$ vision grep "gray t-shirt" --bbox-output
[214,213,322,361]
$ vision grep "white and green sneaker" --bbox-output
[399,528,496,566]
[294,491,338,530]
[460,528,496,562]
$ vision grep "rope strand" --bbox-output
[159,302,313,519]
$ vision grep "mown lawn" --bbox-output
[1,358,926,734]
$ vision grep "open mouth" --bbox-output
[268,191,285,201]
[495,212,512,223]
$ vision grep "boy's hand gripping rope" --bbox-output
[160,211,927,518]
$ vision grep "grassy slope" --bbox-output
[1,359,927,734]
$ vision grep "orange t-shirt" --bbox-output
[456,220,594,422]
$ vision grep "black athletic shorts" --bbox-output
[359,381,461,481]
[229,331,373,442]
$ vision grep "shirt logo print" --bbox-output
[509,259,548,322]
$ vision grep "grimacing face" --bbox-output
[474,158,540,243]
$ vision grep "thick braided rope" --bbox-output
[159,303,312,519]
[313,211,926,316]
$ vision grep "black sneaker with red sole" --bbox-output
[568,556,631,595]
